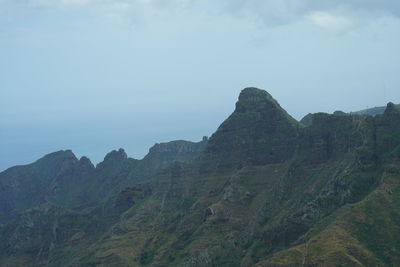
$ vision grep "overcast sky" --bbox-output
[1,0,400,170]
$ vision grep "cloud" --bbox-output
[220,0,400,27]
[307,11,359,33]
[13,0,195,21]
[23,0,96,8]
[16,0,190,10]
[3,0,400,31]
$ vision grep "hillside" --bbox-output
[1,87,400,267]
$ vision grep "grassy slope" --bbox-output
[257,159,400,266]
[31,152,379,266]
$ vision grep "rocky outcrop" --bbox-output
[114,185,152,212]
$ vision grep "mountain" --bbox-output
[1,87,400,266]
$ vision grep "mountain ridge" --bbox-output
[1,87,400,266]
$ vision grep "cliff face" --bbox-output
[1,88,400,267]
[133,139,207,179]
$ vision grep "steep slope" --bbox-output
[130,139,207,180]
[1,88,400,267]
[76,140,207,208]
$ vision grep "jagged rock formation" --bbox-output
[1,88,400,267]
[0,141,206,224]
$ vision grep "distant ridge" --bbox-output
[300,103,400,127]
[351,103,400,116]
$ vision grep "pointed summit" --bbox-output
[234,87,298,125]
[205,87,299,169]
[235,87,283,114]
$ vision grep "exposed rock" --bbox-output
[203,207,214,221]
[114,185,152,211]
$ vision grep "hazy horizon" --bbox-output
[1,0,400,171]
[1,89,397,172]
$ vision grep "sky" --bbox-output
[1,0,400,170]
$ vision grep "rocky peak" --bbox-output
[96,149,128,169]
[204,87,299,168]
[235,87,277,113]
[103,148,127,162]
